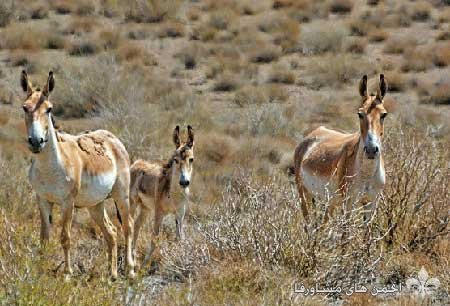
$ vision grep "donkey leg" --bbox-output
[142,207,164,267]
[38,196,53,247]
[175,202,186,241]
[60,200,74,276]
[88,202,118,280]
[132,201,151,264]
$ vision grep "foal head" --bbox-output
[357,74,388,160]
[172,125,195,189]
[20,71,55,154]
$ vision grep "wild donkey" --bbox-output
[20,71,135,279]
[294,75,388,222]
[130,125,194,265]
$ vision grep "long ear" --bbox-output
[359,75,368,97]
[187,125,194,147]
[20,70,32,96]
[173,125,181,148]
[42,71,55,97]
[377,74,387,99]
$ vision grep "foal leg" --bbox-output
[132,201,151,264]
[175,201,186,241]
[38,197,53,247]
[60,200,74,277]
[88,202,118,280]
[142,204,164,267]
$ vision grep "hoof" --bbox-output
[128,269,136,279]
[64,273,72,282]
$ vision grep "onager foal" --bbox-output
[20,71,135,279]
[130,125,194,264]
[294,75,388,222]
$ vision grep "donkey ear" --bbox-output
[173,125,181,148]
[43,71,55,97]
[377,74,387,99]
[187,125,194,147]
[359,75,368,97]
[20,70,32,96]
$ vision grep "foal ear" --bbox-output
[377,74,388,99]
[20,70,32,96]
[43,71,55,97]
[173,125,181,148]
[187,125,194,147]
[358,75,368,97]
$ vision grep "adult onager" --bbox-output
[294,74,388,222]
[130,125,194,264]
[20,71,135,279]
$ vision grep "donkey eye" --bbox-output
[46,107,52,114]
[380,113,387,120]
[22,105,28,112]
[357,112,364,119]
[189,158,194,163]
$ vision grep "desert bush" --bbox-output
[52,0,74,14]
[299,23,347,55]
[125,0,182,23]
[248,44,281,63]
[213,71,240,92]
[0,24,49,50]
[401,47,433,72]
[433,44,450,67]
[75,0,96,16]
[0,1,14,27]
[233,85,267,106]
[385,71,406,92]
[98,30,122,50]
[344,37,367,54]
[306,54,372,89]
[427,83,450,105]
[63,17,98,35]
[258,14,300,53]
[116,43,157,66]
[328,0,353,14]
[368,29,388,42]
[30,3,49,19]
[68,38,100,56]
[383,36,417,54]
[174,44,205,70]
[158,22,185,38]
[408,1,431,21]
[208,9,235,30]
[268,64,296,84]
[436,30,450,41]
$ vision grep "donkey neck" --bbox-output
[33,113,63,169]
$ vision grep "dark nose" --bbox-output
[179,180,190,187]
[364,146,379,159]
[28,137,44,148]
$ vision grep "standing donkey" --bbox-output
[294,75,388,222]
[20,71,135,279]
[130,125,194,265]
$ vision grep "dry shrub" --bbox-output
[383,36,417,54]
[433,44,450,67]
[208,9,236,30]
[29,3,49,19]
[174,43,205,70]
[51,0,74,14]
[328,0,353,14]
[0,24,47,50]
[75,0,95,16]
[63,17,98,35]
[158,22,185,38]
[408,1,432,21]
[306,54,372,89]
[259,13,300,53]
[125,0,182,23]
[191,24,218,42]
[233,85,267,106]
[0,1,14,27]
[427,83,450,105]
[213,71,240,92]
[68,38,100,56]
[116,43,157,66]
[248,44,282,63]
[98,30,122,50]
[198,133,236,164]
[46,34,66,50]
[436,30,450,41]
[385,71,406,92]
[8,52,37,74]
[344,37,367,54]
[438,8,450,23]
[368,29,388,42]
[401,47,433,72]
[299,23,347,55]
[268,64,296,84]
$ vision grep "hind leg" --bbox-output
[112,173,135,279]
[38,197,53,247]
[132,199,151,264]
[88,202,118,280]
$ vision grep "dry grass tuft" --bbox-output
[0,1,14,27]
[75,0,96,16]
[401,47,433,72]
[267,64,296,84]
[29,3,49,19]
[385,71,407,92]
[299,23,347,54]
[344,37,367,54]
[328,0,353,14]
[408,1,432,22]
[125,0,182,23]
[433,44,450,67]
[248,44,282,63]
[368,29,388,42]
[116,43,157,67]
[213,71,240,92]
[52,0,74,15]
[158,22,185,38]
[383,36,417,54]
[68,38,100,56]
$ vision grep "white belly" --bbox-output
[301,167,338,198]
[75,170,117,206]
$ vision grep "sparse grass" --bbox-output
[433,44,450,67]
[344,37,367,54]
[30,3,49,19]
[408,1,431,22]
[268,64,296,84]
[385,71,407,92]
[213,71,240,92]
[116,43,157,67]
[125,0,182,23]
[368,28,388,42]
[0,1,14,27]
[248,44,281,63]
[0,24,48,50]
[401,47,433,72]
[75,0,96,16]
[68,38,100,56]
[63,17,98,35]
[98,29,122,50]
[52,0,74,15]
